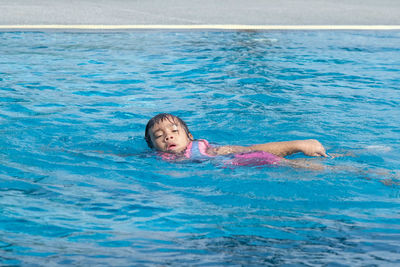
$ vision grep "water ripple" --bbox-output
[0,30,399,266]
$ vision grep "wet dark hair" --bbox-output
[144,113,191,148]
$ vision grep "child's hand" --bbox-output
[299,139,328,157]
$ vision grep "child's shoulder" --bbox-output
[197,139,210,145]
[194,139,215,157]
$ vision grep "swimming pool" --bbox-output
[1,30,400,266]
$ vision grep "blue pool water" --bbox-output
[1,30,400,266]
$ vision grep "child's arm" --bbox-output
[249,139,328,157]
[209,139,328,157]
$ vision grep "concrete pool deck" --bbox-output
[1,0,400,30]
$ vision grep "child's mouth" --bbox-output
[167,144,177,151]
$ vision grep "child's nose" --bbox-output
[165,135,174,141]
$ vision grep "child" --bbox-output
[145,113,328,168]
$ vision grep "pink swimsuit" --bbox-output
[160,139,282,166]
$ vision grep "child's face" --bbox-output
[149,117,192,154]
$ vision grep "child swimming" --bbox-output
[145,113,328,168]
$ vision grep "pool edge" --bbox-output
[1,24,400,31]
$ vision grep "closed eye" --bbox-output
[154,133,163,139]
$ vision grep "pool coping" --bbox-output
[2,0,400,31]
[1,25,400,31]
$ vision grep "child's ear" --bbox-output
[188,132,193,140]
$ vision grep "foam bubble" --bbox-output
[365,145,392,152]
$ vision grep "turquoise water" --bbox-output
[1,31,400,266]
